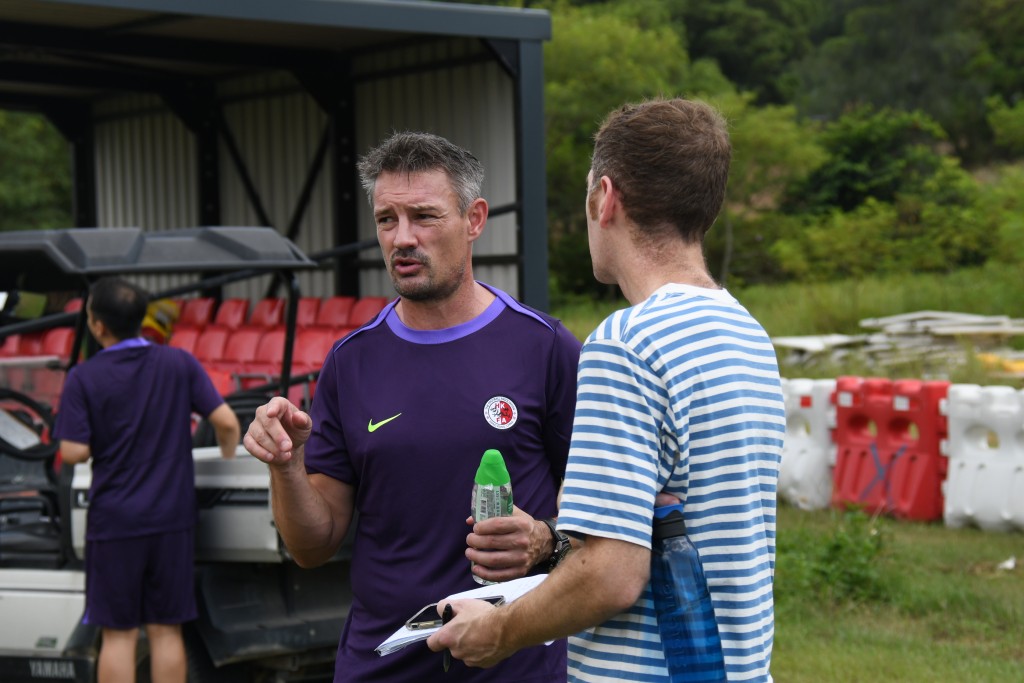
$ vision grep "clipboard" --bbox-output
[374,574,548,656]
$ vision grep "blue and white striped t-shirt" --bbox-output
[557,283,785,682]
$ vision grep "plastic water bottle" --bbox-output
[650,503,727,682]
[470,448,513,584]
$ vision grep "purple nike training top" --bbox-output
[53,341,225,540]
[305,285,581,682]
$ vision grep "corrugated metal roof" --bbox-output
[0,0,551,110]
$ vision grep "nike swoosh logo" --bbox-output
[367,413,402,432]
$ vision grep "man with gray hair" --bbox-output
[245,132,581,681]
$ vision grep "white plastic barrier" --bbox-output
[943,384,1024,532]
[778,378,836,510]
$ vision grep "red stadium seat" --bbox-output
[237,328,287,389]
[191,327,233,397]
[295,297,321,328]
[211,298,249,331]
[348,296,390,327]
[286,328,337,407]
[178,297,216,329]
[16,332,46,356]
[40,328,75,357]
[247,298,285,329]
[293,328,335,375]
[335,296,390,337]
[0,333,19,357]
[168,327,200,355]
[192,328,229,365]
[314,296,356,329]
[30,328,76,409]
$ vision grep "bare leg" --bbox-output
[98,628,139,683]
[145,623,186,683]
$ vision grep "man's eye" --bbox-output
[376,216,395,227]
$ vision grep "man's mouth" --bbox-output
[392,256,423,276]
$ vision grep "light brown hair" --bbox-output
[591,98,731,244]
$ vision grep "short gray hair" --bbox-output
[357,132,484,214]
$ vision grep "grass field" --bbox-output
[552,263,1024,342]
[551,265,1024,387]
[773,504,1024,682]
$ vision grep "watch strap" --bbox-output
[541,517,571,571]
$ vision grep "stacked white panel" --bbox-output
[778,378,836,510]
[943,384,1024,532]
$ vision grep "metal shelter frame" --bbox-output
[0,0,553,309]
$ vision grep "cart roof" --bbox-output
[0,227,315,291]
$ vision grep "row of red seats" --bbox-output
[0,327,76,410]
[168,295,391,401]
[174,295,391,333]
[0,295,392,408]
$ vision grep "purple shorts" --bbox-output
[84,528,197,629]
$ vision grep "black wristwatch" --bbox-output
[541,517,572,571]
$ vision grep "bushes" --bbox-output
[778,507,893,604]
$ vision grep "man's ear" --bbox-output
[87,314,108,341]
[466,197,489,243]
[597,175,619,227]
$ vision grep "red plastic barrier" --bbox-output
[831,376,949,521]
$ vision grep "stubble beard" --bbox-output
[389,250,466,302]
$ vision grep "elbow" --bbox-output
[600,553,650,614]
[286,547,330,569]
[609,576,648,614]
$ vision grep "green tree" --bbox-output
[967,0,1024,106]
[782,106,948,214]
[541,0,732,300]
[0,111,72,231]
[976,162,1024,266]
[675,0,820,104]
[788,0,991,161]
[987,96,1024,156]
[706,92,827,285]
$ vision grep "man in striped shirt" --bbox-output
[429,98,785,682]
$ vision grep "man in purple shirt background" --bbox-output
[55,276,240,683]
[244,132,581,681]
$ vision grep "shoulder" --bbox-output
[484,285,581,347]
[145,343,204,372]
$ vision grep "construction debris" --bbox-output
[773,311,1024,378]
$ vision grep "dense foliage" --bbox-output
[3,0,1024,305]
[0,111,71,231]
[528,0,1024,301]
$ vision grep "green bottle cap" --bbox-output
[475,449,510,486]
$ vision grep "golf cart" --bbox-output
[0,227,353,682]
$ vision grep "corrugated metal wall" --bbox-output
[91,37,520,307]
[217,72,333,303]
[94,94,200,296]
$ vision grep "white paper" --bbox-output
[374,574,547,656]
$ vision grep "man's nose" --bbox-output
[393,216,417,248]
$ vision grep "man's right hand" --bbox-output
[243,396,313,467]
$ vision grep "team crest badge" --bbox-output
[484,396,518,430]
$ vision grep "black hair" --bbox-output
[88,276,149,341]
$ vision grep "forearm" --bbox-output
[59,440,90,465]
[215,425,239,459]
[500,536,648,651]
[209,404,241,459]
[270,458,352,567]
